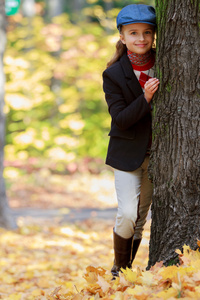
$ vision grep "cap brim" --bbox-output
[117,21,156,30]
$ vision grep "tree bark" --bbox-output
[104,1,113,12]
[47,0,64,19]
[148,0,200,268]
[21,0,35,17]
[0,1,17,229]
[71,0,85,14]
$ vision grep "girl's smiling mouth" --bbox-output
[136,44,147,47]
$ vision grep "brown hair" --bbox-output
[107,39,127,68]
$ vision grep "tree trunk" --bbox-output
[148,0,200,268]
[21,0,35,17]
[72,0,84,14]
[104,1,113,12]
[47,0,64,19]
[0,1,17,229]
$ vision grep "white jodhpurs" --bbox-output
[114,156,153,239]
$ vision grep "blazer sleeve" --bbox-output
[103,69,151,130]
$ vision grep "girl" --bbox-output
[102,4,159,278]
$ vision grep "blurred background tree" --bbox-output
[0,0,17,228]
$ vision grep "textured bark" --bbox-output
[0,1,16,229]
[148,0,200,268]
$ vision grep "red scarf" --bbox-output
[127,50,155,70]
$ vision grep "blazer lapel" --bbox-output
[120,54,143,99]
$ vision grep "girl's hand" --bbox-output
[144,78,160,103]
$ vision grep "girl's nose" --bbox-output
[138,34,145,41]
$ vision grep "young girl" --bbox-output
[102,4,159,277]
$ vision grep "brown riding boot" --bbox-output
[131,238,141,264]
[111,229,133,278]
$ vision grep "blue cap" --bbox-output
[117,4,156,30]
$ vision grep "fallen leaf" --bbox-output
[122,268,137,283]
[97,275,110,293]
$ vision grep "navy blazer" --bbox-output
[103,53,152,171]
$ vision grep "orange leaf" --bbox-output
[85,266,106,276]
[134,295,149,300]
[157,278,172,290]
[83,266,106,284]
[86,283,104,297]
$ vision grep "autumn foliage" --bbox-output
[50,243,200,299]
[5,13,112,170]
[1,216,200,299]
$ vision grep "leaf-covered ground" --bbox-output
[2,172,200,299]
[0,217,151,299]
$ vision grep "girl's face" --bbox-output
[120,23,155,54]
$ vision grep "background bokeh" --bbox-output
[4,0,154,181]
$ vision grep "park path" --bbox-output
[11,206,118,223]
[11,206,151,226]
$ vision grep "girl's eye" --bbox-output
[131,32,137,35]
[145,31,152,34]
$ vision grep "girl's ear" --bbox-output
[120,34,126,45]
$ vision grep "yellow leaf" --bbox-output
[139,271,155,286]
[122,267,137,283]
[126,285,148,296]
[178,266,194,276]
[37,277,51,288]
[18,282,34,290]
[109,291,124,299]
[31,288,45,296]
[182,244,192,255]
[153,287,178,299]
[159,265,178,280]
[184,290,200,299]
[193,260,200,269]
[176,249,182,255]
[3,274,16,284]
[7,294,22,300]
